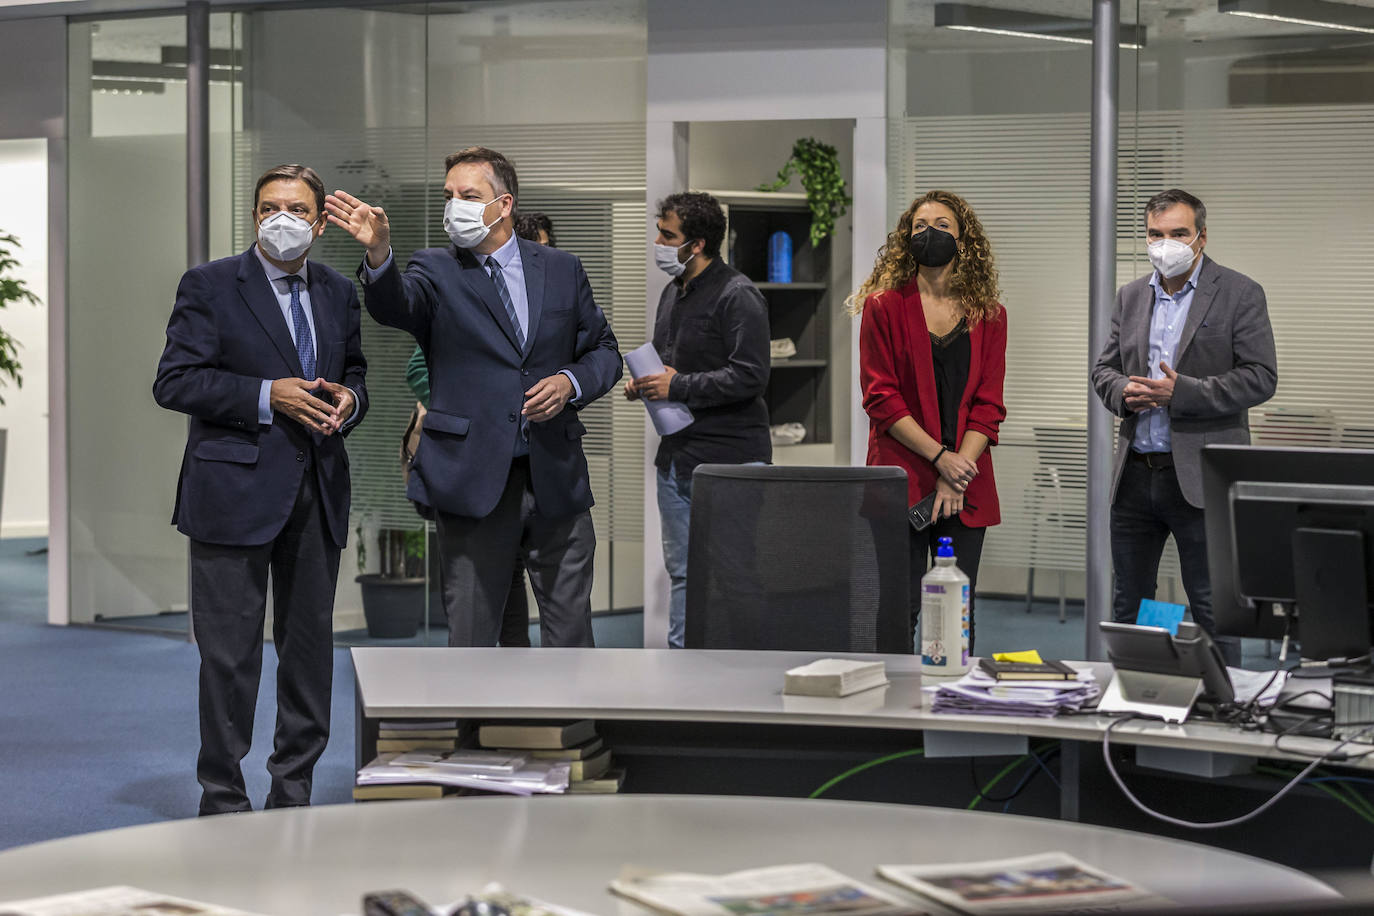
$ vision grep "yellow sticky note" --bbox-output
[992,650,1044,664]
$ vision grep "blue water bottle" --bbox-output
[767,230,793,283]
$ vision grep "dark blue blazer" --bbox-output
[153,247,369,548]
[363,238,621,521]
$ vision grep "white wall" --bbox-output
[0,139,50,537]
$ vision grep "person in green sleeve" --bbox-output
[403,211,558,647]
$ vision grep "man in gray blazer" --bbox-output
[1092,189,1277,666]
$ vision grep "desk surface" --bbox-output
[0,796,1336,914]
[352,647,1363,768]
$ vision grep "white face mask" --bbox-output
[1147,234,1199,279]
[257,212,317,262]
[444,196,505,249]
[654,240,695,278]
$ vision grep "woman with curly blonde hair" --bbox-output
[854,190,1007,651]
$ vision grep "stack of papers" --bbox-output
[356,750,571,795]
[784,658,888,697]
[926,664,1100,717]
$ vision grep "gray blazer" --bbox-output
[1092,256,1277,508]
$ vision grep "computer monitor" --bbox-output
[1202,444,1374,661]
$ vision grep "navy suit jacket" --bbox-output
[153,247,369,548]
[363,238,621,521]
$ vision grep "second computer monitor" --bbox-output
[1201,444,1374,661]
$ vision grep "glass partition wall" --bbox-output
[887,0,1374,662]
[66,14,239,632]
[69,2,648,645]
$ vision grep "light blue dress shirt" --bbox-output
[254,245,359,429]
[1132,254,1205,454]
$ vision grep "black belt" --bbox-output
[1128,450,1174,470]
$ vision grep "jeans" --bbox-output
[658,461,766,649]
[1110,458,1241,666]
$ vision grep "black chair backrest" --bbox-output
[684,464,911,653]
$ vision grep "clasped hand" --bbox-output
[271,378,354,434]
[1125,362,1178,412]
[934,449,977,492]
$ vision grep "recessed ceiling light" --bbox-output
[1219,0,1374,35]
[934,3,1146,49]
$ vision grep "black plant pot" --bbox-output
[356,574,426,639]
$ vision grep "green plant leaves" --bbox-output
[0,232,40,406]
[755,138,852,247]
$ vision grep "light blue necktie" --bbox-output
[486,256,525,351]
[287,275,315,380]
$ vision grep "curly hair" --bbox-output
[847,190,1002,324]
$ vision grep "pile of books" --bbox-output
[354,719,465,801]
[479,719,624,794]
[926,658,1101,717]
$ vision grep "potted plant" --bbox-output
[355,521,428,639]
[756,137,852,247]
[0,231,41,523]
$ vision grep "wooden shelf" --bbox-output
[771,358,828,368]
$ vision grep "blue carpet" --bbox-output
[0,534,1279,851]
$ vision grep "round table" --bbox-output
[0,795,1336,914]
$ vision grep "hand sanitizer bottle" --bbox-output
[920,536,971,676]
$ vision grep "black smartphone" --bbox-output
[908,491,975,531]
[908,490,938,531]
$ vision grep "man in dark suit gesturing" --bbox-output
[1093,188,1276,666]
[325,147,621,648]
[154,164,368,815]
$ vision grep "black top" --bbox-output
[653,257,772,474]
[930,317,970,449]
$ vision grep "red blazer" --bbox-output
[859,280,1007,528]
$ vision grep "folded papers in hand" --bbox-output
[784,658,888,697]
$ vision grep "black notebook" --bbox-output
[978,657,1077,681]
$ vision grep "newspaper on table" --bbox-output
[926,665,1100,717]
[624,342,694,436]
[609,863,932,916]
[439,882,599,916]
[356,750,570,795]
[0,885,269,916]
[877,853,1170,914]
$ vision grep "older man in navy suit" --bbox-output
[154,164,368,815]
[326,147,621,648]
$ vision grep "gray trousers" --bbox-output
[435,457,596,647]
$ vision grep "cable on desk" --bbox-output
[808,748,924,799]
[1101,712,1332,830]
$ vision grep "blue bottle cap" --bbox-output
[936,536,954,558]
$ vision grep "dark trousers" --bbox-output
[499,561,532,647]
[910,517,987,654]
[1111,456,1241,666]
[190,470,339,816]
[435,457,596,648]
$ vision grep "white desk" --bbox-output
[0,796,1338,915]
[352,647,1364,779]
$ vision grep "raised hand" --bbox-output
[324,190,391,267]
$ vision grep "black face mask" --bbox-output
[908,226,958,268]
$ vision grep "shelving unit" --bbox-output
[702,190,833,448]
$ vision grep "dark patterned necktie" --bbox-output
[486,256,525,350]
[287,275,316,379]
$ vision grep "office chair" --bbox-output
[683,464,912,653]
[1024,425,1086,622]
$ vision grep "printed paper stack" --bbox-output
[356,749,571,796]
[926,664,1100,717]
[479,719,619,792]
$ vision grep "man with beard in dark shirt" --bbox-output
[627,192,771,648]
